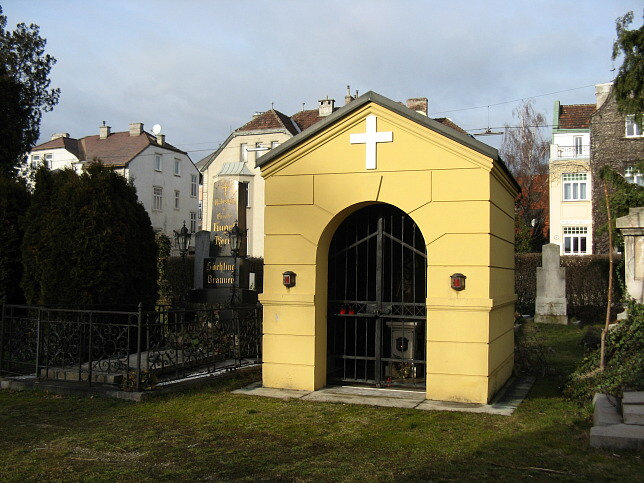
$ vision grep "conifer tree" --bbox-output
[21,164,158,307]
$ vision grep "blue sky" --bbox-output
[3,1,642,156]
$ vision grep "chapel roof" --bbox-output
[31,130,188,167]
[256,90,520,193]
[558,104,596,130]
[198,95,472,174]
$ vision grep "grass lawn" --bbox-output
[0,322,642,481]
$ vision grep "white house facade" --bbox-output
[548,102,595,255]
[26,123,200,245]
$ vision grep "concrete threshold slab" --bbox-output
[302,385,426,409]
[234,376,534,415]
[232,381,311,400]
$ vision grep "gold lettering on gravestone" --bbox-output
[211,179,239,254]
[203,257,235,288]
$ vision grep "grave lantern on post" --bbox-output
[174,221,191,305]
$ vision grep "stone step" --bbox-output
[590,424,644,450]
[623,403,644,426]
[623,391,644,405]
[592,393,622,427]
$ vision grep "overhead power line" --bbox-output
[430,83,601,116]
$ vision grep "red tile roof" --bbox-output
[291,109,328,131]
[32,136,82,158]
[237,109,299,135]
[558,104,595,129]
[31,131,187,167]
[433,117,467,134]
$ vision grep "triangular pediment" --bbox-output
[257,91,519,192]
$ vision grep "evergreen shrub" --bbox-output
[0,176,30,304]
[21,165,158,307]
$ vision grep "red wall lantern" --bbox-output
[283,271,296,288]
[450,273,466,291]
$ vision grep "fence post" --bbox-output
[35,307,42,379]
[88,311,93,387]
[136,302,142,392]
[0,304,5,375]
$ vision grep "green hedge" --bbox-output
[21,165,158,307]
[0,176,30,304]
[515,253,623,321]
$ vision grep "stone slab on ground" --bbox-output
[1,363,260,402]
[417,377,534,416]
[590,424,644,450]
[590,391,644,449]
[302,386,425,409]
[234,376,534,416]
[232,381,310,400]
[592,393,623,427]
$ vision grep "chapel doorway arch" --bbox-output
[326,203,427,388]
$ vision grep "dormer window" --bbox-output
[625,115,642,137]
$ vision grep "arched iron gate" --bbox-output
[327,204,427,388]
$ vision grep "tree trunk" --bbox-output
[600,180,614,371]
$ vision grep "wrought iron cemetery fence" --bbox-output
[0,304,261,391]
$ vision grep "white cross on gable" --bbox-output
[350,114,393,170]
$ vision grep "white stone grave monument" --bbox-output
[616,207,644,304]
[534,243,568,325]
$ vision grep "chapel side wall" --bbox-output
[486,172,517,399]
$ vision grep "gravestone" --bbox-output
[616,207,644,304]
[535,243,568,324]
[190,179,256,305]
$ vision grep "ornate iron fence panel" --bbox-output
[0,305,39,376]
[1,303,262,390]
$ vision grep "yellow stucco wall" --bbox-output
[259,103,517,403]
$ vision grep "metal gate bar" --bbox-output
[328,204,427,388]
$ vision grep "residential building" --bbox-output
[197,88,466,258]
[548,101,595,254]
[26,123,200,244]
[590,82,644,253]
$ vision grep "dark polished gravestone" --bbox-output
[191,179,258,306]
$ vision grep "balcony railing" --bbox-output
[550,144,589,160]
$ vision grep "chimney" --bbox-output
[156,134,165,146]
[595,83,612,109]
[345,85,355,105]
[406,98,428,116]
[99,122,111,139]
[129,122,144,136]
[318,97,335,116]
[51,133,70,140]
[252,111,264,119]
